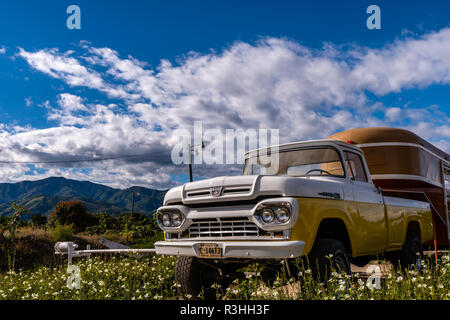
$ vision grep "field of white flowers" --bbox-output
[0,254,448,300]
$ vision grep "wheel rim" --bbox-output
[416,256,422,271]
[412,239,422,271]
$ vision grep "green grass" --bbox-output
[0,255,178,300]
[0,254,448,300]
[222,256,450,300]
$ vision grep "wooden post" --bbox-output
[67,243,73,266]
[86,244,91,262]
[432,214,438,269]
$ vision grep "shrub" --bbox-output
[31,214,48,227]
[49,200,98,232]
[84,225,102,235]
[50,224,74,242]
[98,213,121,233]
[119,213,162,241]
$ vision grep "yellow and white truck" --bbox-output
[155,128,447,296]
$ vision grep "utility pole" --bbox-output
[188,144,193,182]
[188,142,206,183]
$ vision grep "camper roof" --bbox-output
[328,127,449,164]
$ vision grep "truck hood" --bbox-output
[163,175,346,205]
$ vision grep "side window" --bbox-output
[344,151,368,182]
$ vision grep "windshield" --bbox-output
[244,147,345,177]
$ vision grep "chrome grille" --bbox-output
[188,217,260,238]
[185,185,252,198]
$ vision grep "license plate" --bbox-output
[198,243,222,258]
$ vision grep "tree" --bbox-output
[50,200,97,232]
[0,203,30,271]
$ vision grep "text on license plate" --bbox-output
[198,243,222,258]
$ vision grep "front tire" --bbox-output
[175,256,221,299]
[304,238,351,280]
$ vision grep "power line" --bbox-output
[0,153,154,164]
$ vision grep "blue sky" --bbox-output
[0,0,449,189]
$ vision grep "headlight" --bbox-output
[254,201,292,227]
[157,209,185,229]
[171,212,183,227]
[275,207,290,223]
[261,208,275,223]
[161,213,171,227]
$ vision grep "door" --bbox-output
[344,151,387,255]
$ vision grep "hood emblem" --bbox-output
[210,186,224,197]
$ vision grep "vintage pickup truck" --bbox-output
[155,128,447,296]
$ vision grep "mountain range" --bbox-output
[0,177,167,217]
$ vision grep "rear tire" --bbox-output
[389,232,423,271]
[305,238,351,280]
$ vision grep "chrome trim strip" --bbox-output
[174,236,282,241]
[383,196,431,209]
[155,240,305,259]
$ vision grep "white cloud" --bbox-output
[57,93,86,112]
[17,48,134,100]
[24,97,32,107]
[385,107,402,122]
[18,48,103,87]
[351,28,450,94]
[4,28,450,188]
[81,31,450,141]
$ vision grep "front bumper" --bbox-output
[155,240,305,259]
